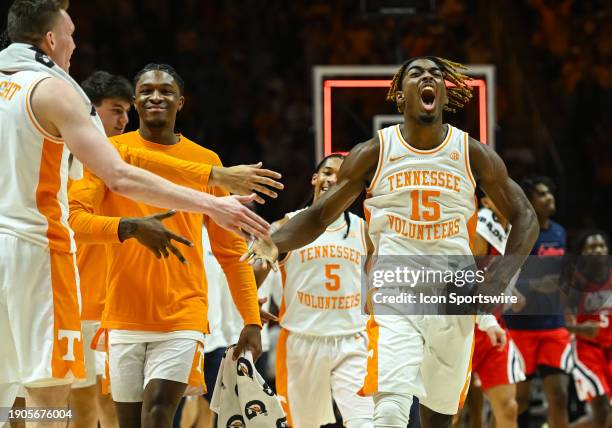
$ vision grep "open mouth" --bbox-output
[419,85,436,113]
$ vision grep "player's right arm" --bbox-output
[31,77,269,238]
[469,139,538,283]
[113,141,283,203]
[252,217,289,284]
[274,139,378,252]
[244,137,379,264]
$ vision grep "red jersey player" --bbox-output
[566,230,612,428]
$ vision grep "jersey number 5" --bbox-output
[410,190,441,221]
[600,311,609,329]
[325,264,341,291]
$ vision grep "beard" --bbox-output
[417,113,436,124]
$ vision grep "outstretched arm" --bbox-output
[252,218,288,284]
[32,77,269,238]
[469,138,539,274]
[272,138,380,254]
[114,141,283,202]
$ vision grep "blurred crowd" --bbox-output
[9,0,609,233]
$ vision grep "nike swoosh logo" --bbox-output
[389,154,410,162]
[368,349,374,358]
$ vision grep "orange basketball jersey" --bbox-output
[69,131,261,332]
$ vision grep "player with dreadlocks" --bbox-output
[254,153,375,428]
[244,56,539,427]
[563,229,612,428]
[386,57,474,113]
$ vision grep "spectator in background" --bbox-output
[504,176,572,428]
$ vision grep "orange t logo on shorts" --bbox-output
[58,329,81,361]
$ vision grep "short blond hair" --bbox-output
[7,0,69,45]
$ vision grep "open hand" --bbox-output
[211,162,283,204]
[209,194,271,239]
[240,236,279,270]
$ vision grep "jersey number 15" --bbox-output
[410,190,441,221]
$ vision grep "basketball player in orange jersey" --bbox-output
[69,71,283,428]
[0,1,272,425]
[69,63,266,428]
[244,56,539,428]
[254,153,375,428]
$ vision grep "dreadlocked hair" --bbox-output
[560,228,610,290]
[303,153,352,239]
[387,56,473,113]
[573,229,610,256]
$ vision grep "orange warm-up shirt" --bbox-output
[69,131,261,331]
[70,140,214,321]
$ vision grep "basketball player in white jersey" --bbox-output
[244,57,539,428]
[255,153,374,428]
[68,70,131,428]
[0,0,271,421]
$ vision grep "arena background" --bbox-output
[1,0,610,242]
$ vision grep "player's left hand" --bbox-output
[486,325,507,351]
[210,162,284,204]
[233,324,262,361]
[241,236,279,271]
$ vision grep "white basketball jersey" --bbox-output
[279,210,368,336]
[0,71,75,252]
[364,124,477,256]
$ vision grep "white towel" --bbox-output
[0,43,107,179]
[210,346,287,428]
